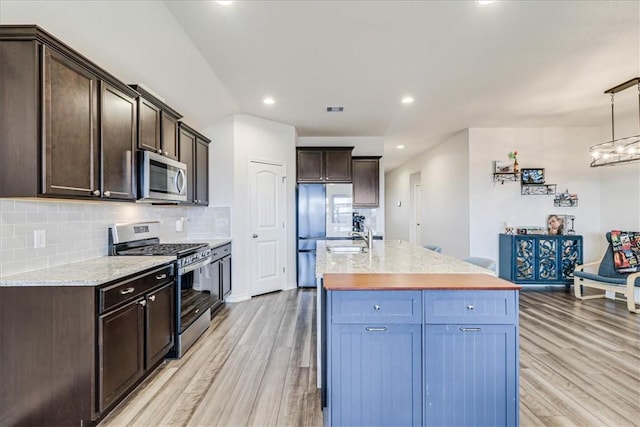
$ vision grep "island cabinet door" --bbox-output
[329,324,422,426]
[424,324,518,427]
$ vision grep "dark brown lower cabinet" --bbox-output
[0,264,175,425]
[99,298,145,413]
[146,283,175,368]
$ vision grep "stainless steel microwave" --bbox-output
[138,151,187,202]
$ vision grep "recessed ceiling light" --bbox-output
[477,1,495,5]
[401,96,414,104]
[216,1,233,5]
[396,145,405,149]
[263,97,275,105]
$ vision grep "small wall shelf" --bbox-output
[521,184,556,195]
[554,193,579,207]
[493,173,520,184]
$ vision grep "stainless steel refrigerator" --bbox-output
[297,183,353,287]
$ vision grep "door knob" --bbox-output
[252,234,259,238]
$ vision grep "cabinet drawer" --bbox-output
[424,290,517,324]
[331,290,422,324]
[100,265,174,313]
[211,243,231,261]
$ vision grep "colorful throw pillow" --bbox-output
[610,230,640,273]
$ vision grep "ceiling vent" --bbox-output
[326,106,344,113]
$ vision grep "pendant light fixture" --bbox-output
[589,77,640,167]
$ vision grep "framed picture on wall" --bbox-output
[521,168,545,184]
[495,160,514,173]
[547,214,566,235]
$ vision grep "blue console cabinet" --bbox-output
[499,234,583,287]
[325,288,519,427]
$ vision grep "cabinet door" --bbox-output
[138,97,161,153]
[98,298,144,412]
[161,113,179,160]
[514,237,535,281]
[42,46,99,197]
[146,283,175,368]
[536,238,558,282]
[560,237,582,281]
[101,83,137,200]
[324,149,352,182]
[178,127,196,203]
[330,324,422,426]
[352,157,379,207]
[221,255,232,298]
[424,324,518,427]
[195,137,209,205]
[297,149,324,182]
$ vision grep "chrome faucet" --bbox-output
[349,226,373,249]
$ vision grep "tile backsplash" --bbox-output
[0,199,231,277]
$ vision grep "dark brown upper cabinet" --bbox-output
[178,123,210,206]
[0,25,138,201]
[296,147,353,183]
[130,85,182,161]
[352,156,381,207]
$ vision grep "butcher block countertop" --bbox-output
[323,273,520,290]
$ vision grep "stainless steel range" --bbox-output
[109,221,221,358]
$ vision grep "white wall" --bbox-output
[297,136,386,236]
[469,127,602,264]
[209,115,296,302]
[385,157,421,241]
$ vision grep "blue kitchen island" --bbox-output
[316,240,521,427]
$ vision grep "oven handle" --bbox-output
[178,256,212,275]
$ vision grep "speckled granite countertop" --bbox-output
[176,238,231,248]
[0,256,175,287]
[316,240,496,277]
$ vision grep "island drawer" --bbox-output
[331,290,422,324]
[423,290,517,324]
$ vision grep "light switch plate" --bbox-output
[34,229,46,248]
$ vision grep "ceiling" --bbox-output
[164,0,640,171]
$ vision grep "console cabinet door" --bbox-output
[98,298,145,413]
[146,283,175,368]
[42,46,99,197]
[424,324,518,427]
[101,83,137,200]
[330,324,422,426]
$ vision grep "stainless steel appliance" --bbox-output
[138,151,187,202]
[296,183,353,287]
[109,221,221,358]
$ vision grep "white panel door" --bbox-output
[249,161,287,296]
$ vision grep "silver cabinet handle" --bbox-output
[149,295,156,302]
[92,190,100,196]
[104,191,111,197]
[460,327,481,332]
[373,304,381,311]
[139,300,147,307]
[157,149,163,154]
[164,151,169,155]
[467,304,475,310]
[252,234,258,238]
[195,308,200,314]
[156,274,167,280]
[366,327,388,332]
[120,287,135,295]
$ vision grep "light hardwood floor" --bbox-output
[100,287,639,427]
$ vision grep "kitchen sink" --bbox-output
[326,246,366,253]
